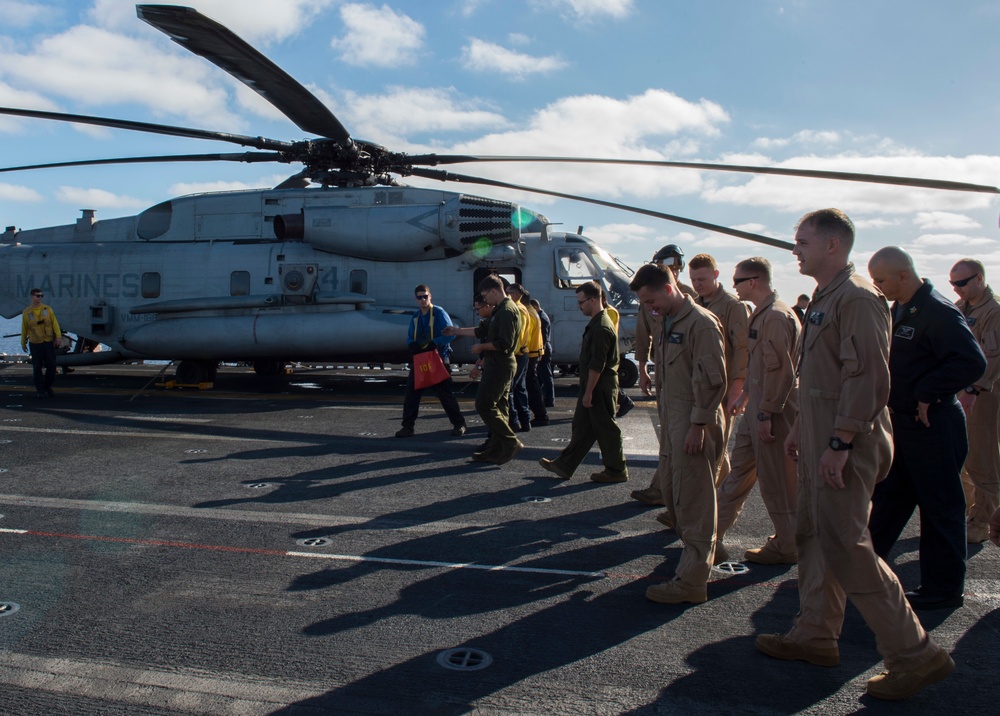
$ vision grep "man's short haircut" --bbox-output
[414,284,429,295]
[797,293,811,303]
[477,274,505,295]
[797,208,855,251]
[473,293,487,306]
[629,263,676,292]
[954,258,986,279]
[507,283,525,296]
[30,288,42,296]
[688,253,718,271]
[529,298,541,311]
[736,257,772,283]
[576,280,603,301]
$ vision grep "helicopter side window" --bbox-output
[350,269,368,295]
[141,272,161,299]
[230,271,251,296]
[554,247,601,289]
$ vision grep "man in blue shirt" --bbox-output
[396,284,467,438]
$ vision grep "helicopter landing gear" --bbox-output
[253,359,286,376]
[175,360,216,385]
[618,358,639,389]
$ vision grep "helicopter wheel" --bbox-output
[176,360,207,384]
[253,359,285,376]
[618,358,639,389]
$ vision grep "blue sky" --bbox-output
[1,0,999,301]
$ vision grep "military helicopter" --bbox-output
[1,5,996,387]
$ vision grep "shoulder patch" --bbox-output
[667,332,684,344]
[807,310,825,325]
[966,316,977,327]
[748,328,758,339]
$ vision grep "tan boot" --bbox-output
[755,633,839,667]
[590,469,628,483]
[866,649,954,701]
[744,540,797,565]
[645,579,707,604]
[630,486,665,506]
[655,511,674,529]
[713,542,731,565]
[539,458,572,479]
[967,522,989,544]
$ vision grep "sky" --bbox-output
[1,0,1000,303]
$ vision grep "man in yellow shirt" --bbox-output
[21,288,62,398]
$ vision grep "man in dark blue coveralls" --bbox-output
[867,247,986,610]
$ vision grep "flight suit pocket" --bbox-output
[762,340,781,372]
[981,329,1000,358]
[839,334,865,378]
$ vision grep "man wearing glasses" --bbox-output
[715,258,800,565]
[950,259,1000,545]
[20,289,62,399]
[539,280,627,484]
[395,284,467,439]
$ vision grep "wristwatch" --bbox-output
[964,386,981,396]
[829,436,854,451]
[756,411,771,422]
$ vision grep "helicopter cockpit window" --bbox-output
[350,269,368,295]
[230,271,250,296]
[141,272,161,299]
[136,200,173,240]
[590,245,638,310]
[555,247,601,288]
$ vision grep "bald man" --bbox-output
[867,247,985,611]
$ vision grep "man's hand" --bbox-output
[784,420,801,462]
[582,390,593,408]
[441,326,457,336]
[757,416,775,443]
[916,401,931,427]
[729,390,748,416]
[639,366,653,396]
[958,391,977,415]
[471,343,485,355]
[684,424,706,455]
[469,366,482,380]
[818,448,849,489]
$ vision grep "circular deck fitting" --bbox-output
[358,431,379,437]
[713,561,749,575]
[0,440,11,444]
[521,496,552,503]
[0,603,21,618]
[436,648,493,671]
[295,537,333,548]
[244,483,272,489]
[0,469,8,473]
[297,415,314,419]
[550,437,572,443]
[3,418,21,422]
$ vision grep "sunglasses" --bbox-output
[949,274,979,288]
[732,276,758,287]
[415,294,430,300]
[32,293,43,297]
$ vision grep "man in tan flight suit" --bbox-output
[716,257,799,565]
[689,253,750,487]
[630,263,726,604]
[950,258,1000,544]
[755,208,952,701]
[631,245,697,507]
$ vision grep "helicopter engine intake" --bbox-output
[273,194,521,261]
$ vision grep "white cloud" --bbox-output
[462,39,567,79]
[508,33,531,46]
[752,129,842,150]
[583,222,655,246]
[331,4,425,67]
[0,182,43,202]
[912,233,996,248]
[89,0,334,44]
[0,1,47,29]
[535,0,635,21]
[914,211,981,231]
[460,0,491,17]
[0,25,241,128]
[54,186,147,208]
[344,86,507,141]
[168,176,290,195]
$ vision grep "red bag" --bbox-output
[413,349,451,389]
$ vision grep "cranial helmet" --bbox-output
[652,244,685,270]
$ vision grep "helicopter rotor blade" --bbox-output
[0,152,285,174]
[406,155,1000,195]
[0,106,292,151]
[136,4,351,144]
[409,167,794,251]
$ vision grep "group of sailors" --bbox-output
[400,207,999,702]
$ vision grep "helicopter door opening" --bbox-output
[473,267,522,297]
[553,246,601,311]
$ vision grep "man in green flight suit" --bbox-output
[444,274,523,464]
[539,280,628,483]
